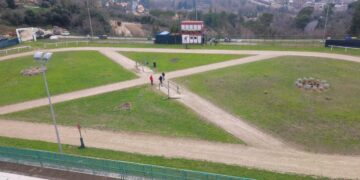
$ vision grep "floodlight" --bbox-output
[32,51,63,153]
[34,51,44,60]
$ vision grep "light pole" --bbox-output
[323,2,331,41]
[86,0,94,40]
[34,52,63,153]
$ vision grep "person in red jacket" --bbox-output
[149,75,154,85]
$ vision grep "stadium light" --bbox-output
[34,51,63,153]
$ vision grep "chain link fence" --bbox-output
[0,146,253,180]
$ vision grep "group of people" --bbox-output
[149,72,165,86]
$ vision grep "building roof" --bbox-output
[158,31,170,35]
[181,21,204,24]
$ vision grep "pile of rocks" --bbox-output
[21,67,47,76]
[295,77,330,91]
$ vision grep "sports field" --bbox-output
[0,51,136,106]
[1,86,241,143]
[0,47,359,179]
[120,52,248,72]
[176,56,360,154]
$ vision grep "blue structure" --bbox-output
[325,39,360,48]
[154,31,182,44]
[0,38,19,49]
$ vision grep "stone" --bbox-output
[304,84,312,90]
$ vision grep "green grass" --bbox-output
[0,51,136,106]
[1,86,241,143]
[176,56,360,154]
[0,136,320,180]
[120,52,248,72]
[19,40,360,57]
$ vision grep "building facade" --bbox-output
[181,21,204,44]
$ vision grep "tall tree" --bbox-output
[349,2,360,36]
[295,7,314,29]
[5,0,16,9]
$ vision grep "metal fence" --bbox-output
[0,146,252,180]
[43,41,90,48]
[0,46,32,56]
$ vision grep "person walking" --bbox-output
[162,72,165,81]
[149,75,154,85]
[153,62,157,69]
[159,75,163,86]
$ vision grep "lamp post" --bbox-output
[86,0,94,40]
[323,2,331,41]
[34,51,63,153]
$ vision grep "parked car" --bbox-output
[49,36,59,40]
[0,36,8,41]
[98,35,108,39]
[61,31,70,36]
[224,37,231,42]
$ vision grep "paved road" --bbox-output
[1,47,360,179]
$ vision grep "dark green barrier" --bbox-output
[0,146,253,180]
[0,38,19,49]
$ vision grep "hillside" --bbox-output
[0,0,359,38]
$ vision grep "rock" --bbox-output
[304,84,311,90]
[323,83,330,89]
[296,82,303,88]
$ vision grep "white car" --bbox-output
[61,31,70,36]
[49,36,59,40]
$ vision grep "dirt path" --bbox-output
[0,78,147,115]
[1,119,360,179]
[1,47,360,178]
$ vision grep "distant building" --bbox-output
[181,21,204,44]
[314,2,326,10]
[155,31,182,44]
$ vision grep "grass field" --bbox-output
[18,40,360,57]
[176,56,360,154]
[0,136,320,180]
[0,51,136,106]
[120,52,248,72]
[1,86,241,143]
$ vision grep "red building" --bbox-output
[181,21,204,44]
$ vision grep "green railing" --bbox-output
[0,146,253,180]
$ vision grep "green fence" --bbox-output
[0,146,253,180]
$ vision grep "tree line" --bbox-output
[1,0,359,37]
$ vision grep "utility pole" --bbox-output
[323,1,331,41]
[86,0,94,39]
[193,0,198,20]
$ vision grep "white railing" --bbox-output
[0,46,32,55]
[43,41,89,48]
[163,80,181,99]
[330,45,360,52]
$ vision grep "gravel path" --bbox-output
[1,47,360,179]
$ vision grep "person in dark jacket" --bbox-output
[162,72,165,81]
[159,75,163,86]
